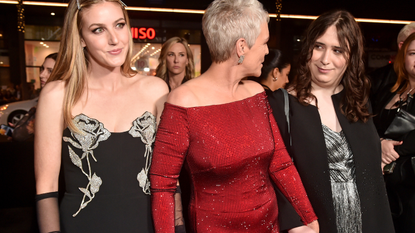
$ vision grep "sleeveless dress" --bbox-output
[59,112,156,233]
[322,124,362,233]
[150,92,317,233]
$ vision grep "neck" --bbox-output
[168,72,185,90]
[407,78,415,93]
[88,65,125,91]
[203,61,244,94]
[311,82,343,97]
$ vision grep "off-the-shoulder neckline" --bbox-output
[165,91,265,109]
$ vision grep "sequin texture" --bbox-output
[150,92,317,232]
[322,125,362,233]
[63,114,110,217]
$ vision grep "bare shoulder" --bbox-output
[38,80,66,105]
[167,82,198,107]
[131,74,169,97]
[241,79,265,96]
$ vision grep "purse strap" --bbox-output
[281,88,292,147]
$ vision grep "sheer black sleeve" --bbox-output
[35,191,60,233]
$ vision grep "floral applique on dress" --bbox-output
[128,111,157,195]
[63,114,110,217]
[63,112,156,216]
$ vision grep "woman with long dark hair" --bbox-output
[269,10,394,233]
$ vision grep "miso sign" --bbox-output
[131,27,156,40]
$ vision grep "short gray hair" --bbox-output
[202,0,269,63]
[397,22,415,45]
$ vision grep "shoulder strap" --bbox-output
[281,89,292,147]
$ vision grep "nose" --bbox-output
[39,68,47,79]
[321,50,330,65]
[265,44,269,55]
[174,55,179,63]
[108,29,119,45]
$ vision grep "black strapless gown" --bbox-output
[60,112,156,233]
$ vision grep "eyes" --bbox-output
[91,22,126,34]
[167,53,186,57]
[40,67,53,74]
[314,43,345,55]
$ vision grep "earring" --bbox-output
[273,77,277,82]
[238,55,245,65]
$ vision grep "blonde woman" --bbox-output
[156,37,195,90]
[34,0,168,232]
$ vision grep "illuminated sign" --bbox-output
[131,27,156,40]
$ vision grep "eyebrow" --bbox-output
[315,41,342,49]
[88,18,125,29]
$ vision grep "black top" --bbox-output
[60,113,155,233]
[268,89,395,233]
[371,83,415,157]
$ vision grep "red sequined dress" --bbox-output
[150,92,317,232]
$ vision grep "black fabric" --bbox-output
[35,191,58,202]
[175,225,186,233]
[369,63,397,105]
[384,109,415,140]
[36,193,60,233]
[60,125,154,233]
[269,89,395,233]
[372,83,415,233]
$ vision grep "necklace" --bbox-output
[393,87,414,108]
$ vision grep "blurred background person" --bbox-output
[156,37,195,90]
[372,32,415,233]
[250,49,291,95]
[11,52,57,142]
[269,10,395,233]
[150,0,318,232]
[34,0,169,232]
[370,22,415,105]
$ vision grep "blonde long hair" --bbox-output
[48,0,136,132]
[155,37,195,89]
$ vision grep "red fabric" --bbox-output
[150,92,317,232]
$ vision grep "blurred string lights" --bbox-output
[39,41,49,48]
[0,0,413,25]
[16,0,25,33]
[131,43,161,71]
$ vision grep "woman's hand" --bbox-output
[288,220,319,233]
[381,139,402,164]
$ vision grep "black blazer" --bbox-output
[268,89,395,233]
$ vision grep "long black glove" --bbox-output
[35,192,61,233]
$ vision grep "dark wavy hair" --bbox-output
[257,49,290,82]
[392,32,415,94]
[287,10,370,123]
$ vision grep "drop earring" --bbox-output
[238,55,245,65]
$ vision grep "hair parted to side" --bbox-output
[202,0,269,63]
[257,49,290,82]
[155,37,195,88]
[45,52,58,61]
[397,23,415,45]
[288,10,371,123]
[47,0,136,132]
[393,32,415,93]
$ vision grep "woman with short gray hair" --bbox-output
[150,0,319,232]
